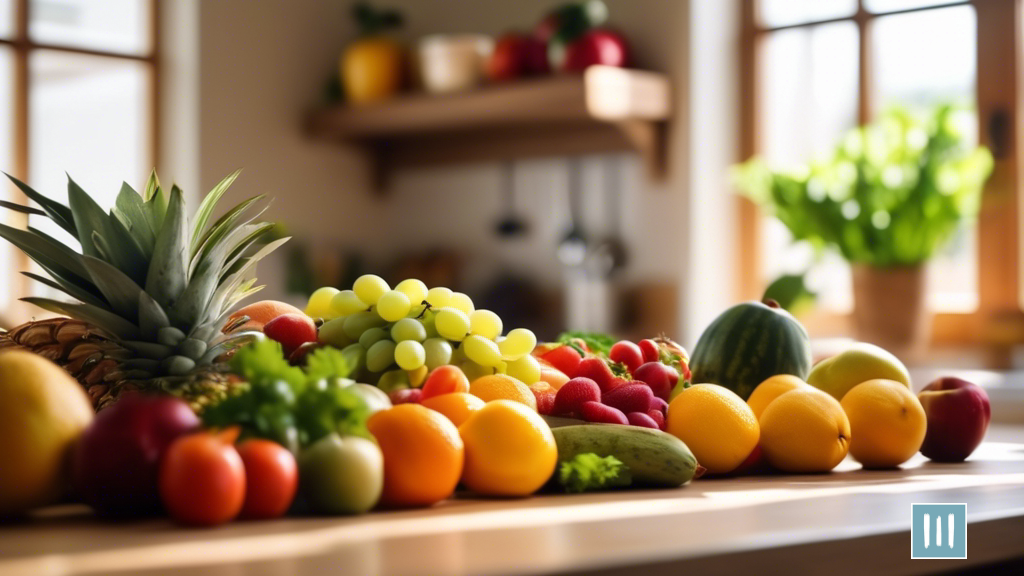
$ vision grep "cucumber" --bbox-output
[551,424,699,487]
[542,415,587,429]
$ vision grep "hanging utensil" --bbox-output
[557,158,588,267]
[495,162,528,237]
[587,155,628,277]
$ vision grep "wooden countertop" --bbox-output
[2,426,1023,576]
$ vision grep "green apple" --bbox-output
[299,433,383,515]
[807,342,911,400]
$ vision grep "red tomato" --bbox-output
[237,439,298,520]
[421,365,470,399]
[638,339,660,364]
[609,340,644,374]
[159,428,246,526]
[540,345,582,378]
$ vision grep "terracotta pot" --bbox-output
[851,264,930,355]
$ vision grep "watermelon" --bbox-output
[690,300,812,400]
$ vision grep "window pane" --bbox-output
[759,22,859,313]
[758,0,857,28]
[872,6,978,313]
[28,51,151,258]
[0,0,13,38]
[865,0,961,14]
[0,48,14,307]
[29,0,151,55]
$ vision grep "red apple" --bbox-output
[562,28,630,72]
[488,33,550,82]
[72,394,200,517]
[263,313,317,356]
[918,377,991,462]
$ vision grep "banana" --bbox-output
[551,424,700,487]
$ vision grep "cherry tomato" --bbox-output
[638,339,660,364]
[540,345,582,378]
[609,340,644,374]
[159,428,245,526]
[237,439,298,520]
[420,365,470,399]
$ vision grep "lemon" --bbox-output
[0,351,93,515]
[666,384,759,475]
[747,374,811,419]
[841,379,927,469]
[807,342,910,400]
[759,388,850,473]
[459,400,557,496]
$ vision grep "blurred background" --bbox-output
[1,0,1022,368]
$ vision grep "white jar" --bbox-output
[418,34,494,94]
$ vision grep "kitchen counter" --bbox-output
[2,425,1023,576]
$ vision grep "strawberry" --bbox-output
[540,345,583,378]
[638,339,660,363]
[552,377,601,417]
[580,401,628,425]
[602,384,654,414]
[646,409,666,430]
[649,396,668,414]
[627,412,659,429]
[532,389,556,415]
[575,357,616,392]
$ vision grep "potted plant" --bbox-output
[734,105,993,352]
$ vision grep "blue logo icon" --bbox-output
[912,503,966,559]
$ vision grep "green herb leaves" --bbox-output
[558,453,631,493]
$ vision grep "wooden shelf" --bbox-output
[306,66,672,190]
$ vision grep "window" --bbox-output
[739,0,1023,354]
[0,0,157,322]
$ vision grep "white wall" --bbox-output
[163,0,739,346]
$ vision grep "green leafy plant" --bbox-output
[558,453,631,493]
[734,105,993,267]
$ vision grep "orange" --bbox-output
[537,364,570,390]
[421,393,486,427]
[469,374,537,410]
[841,379,926,469]
[747,374,812,419]
[366,404,464,507]
[458,400,557,496]
[759,388,850,473]
[225,300,305,332]
[666,384,759,475]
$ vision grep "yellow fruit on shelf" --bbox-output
[807,342,911,401]
[469,374,537,411]
[0,351,94,516]
[421,392,486,427]
[459,400,557,496]
[747,374,811,420]
[666,384,759,475]
[759,388,850,473]
[342,37,405,105]
[840,379,927,469]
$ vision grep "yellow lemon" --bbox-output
[469,374,537,411]
[747,374,811,419]
[666,384,759,475]
[458,400,557,496]
[807,342,910,400]
[0,351,94,515]
[841,379,927,469]
[759,388,850,473]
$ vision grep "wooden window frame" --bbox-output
[0,0,159,322]
[739,0,1024,362]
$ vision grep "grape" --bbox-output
[331,289,367,316]
[506,354,541,384]
[343,311,386,340]
[423,338,453,369]
[377,369,410,393]
[407,365,429,387]
[366,340,397,372]
[391,318,426,342]
[462,335,502,367]
[469,309,503,340]
[305,287,339,319]
[420,309,439,338]
[435,307,471,341]
[377,290,412,322]
[358,326,388,349]
[395,278,428,306]
[317,317,352,348]
[395,340,426,370]
[353,274,390,306]
[450,292,475,315]
[498,328,537,360]
[425,286,454,309]
[340,343,367,372]
[459,360,494,381]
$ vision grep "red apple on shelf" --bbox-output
[917,377,991,462]
[562,28,630,72]
[487,33,550,81]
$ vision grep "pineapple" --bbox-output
[0,170,287,411]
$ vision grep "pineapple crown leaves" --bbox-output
[0,170,289,373]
